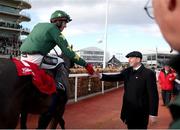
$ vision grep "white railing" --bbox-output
[69,72,121,102]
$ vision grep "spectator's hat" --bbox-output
[126,51,142,59]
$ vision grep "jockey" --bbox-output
[20,10,95,88]
[20,10,95,128]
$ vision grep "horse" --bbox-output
[20,53,73,129]
[0,53,74,129]
[0,58,34,128]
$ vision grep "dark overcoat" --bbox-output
[102,64,159,126]
[168,54,180,128]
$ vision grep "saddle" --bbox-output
[12,58,56,95]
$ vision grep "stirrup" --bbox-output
[57,82,65,91]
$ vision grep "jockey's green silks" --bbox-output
[20,23,86,66]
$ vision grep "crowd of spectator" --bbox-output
[0,20,22,30]
[0,36,22,57]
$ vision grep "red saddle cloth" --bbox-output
[12,58,56,95]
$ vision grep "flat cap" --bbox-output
[126,51,142,59]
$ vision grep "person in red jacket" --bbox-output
[158,65,176,106]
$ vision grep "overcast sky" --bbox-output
[22,0,171,61]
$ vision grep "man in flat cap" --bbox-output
[95,51,159,129]
[125,51,143,59]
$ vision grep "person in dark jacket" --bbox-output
[96,51,159,129]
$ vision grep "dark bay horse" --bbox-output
[0,58,39,128]
[20,53,74,129]
[0,55,73,129]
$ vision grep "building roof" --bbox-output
[143,50,178,55]
[107,55,121,66]
[80,47,103,52]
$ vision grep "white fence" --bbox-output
[69,72,120,102]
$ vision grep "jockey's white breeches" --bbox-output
[20,54,64,69]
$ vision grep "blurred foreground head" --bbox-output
[152,0,180,51]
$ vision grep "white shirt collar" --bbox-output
[133,64,142,70]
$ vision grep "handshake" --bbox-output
[85,63,102,78]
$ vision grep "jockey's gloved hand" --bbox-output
[85,63,95,75]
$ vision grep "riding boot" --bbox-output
[37,112,52,129]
